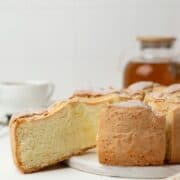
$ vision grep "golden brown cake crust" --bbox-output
[9,93,120,124]
[98,101,166,166]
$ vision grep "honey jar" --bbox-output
[123,36,180,87]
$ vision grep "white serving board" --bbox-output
[65,149,180,179]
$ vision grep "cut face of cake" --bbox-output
[98,100,166,166]
[9,93,126,173]
[10,101,98,173]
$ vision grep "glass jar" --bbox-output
[123,36,180,87]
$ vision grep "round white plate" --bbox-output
[65,149,180,179]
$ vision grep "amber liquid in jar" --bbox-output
[123,36,180,87]
[124,60,180,87]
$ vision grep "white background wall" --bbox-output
[0,0,180,98]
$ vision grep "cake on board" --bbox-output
[9,89,130,173]
[9,82,180,173]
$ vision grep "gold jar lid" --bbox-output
[137,36,176,48]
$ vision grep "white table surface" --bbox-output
[0,128,156,180]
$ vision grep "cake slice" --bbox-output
[9,92,127,173]
[98,100,166,166]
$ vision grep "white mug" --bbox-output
[0,81,54,114]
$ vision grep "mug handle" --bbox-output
[47,83,55,99]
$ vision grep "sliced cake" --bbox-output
[9,82,180,173]
[9,91,130,173]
